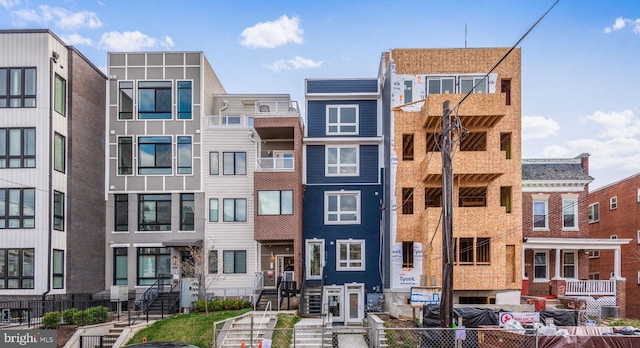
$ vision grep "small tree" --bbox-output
[177,245,223,313]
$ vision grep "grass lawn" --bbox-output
[127,309,250,348]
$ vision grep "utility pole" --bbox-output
[440,101,454,328]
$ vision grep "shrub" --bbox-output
[62,308,80,325]
[84,306,108,325]
[192,298,252,312]
[42,312,60,329]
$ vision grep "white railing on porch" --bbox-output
[565,280,616,296]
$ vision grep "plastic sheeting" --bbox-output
[422,305,578,328]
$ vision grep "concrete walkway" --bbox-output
[337,333,368,348]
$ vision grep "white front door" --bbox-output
[345,283,364,324]
[324,286,344,322]
[306,240,324,280]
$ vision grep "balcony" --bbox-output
[420,151,507,184]
[207,115,253,128]
[565,280,616,296]
[257,155,295,172]
[420,93,506,129]
[254,100,300,115]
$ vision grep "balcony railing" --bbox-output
[254,101,299,114]
[565,280,616,296]
[207,115,254,127]
[257,156,295,171]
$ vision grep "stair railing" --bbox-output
[129,275,175,325]
[254,301,272,343]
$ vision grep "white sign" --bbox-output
[499,312,540,327]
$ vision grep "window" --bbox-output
[500,187,512,213]
[138,194,171,231]
[459,187,487,207]
[138,136,171,174]
[589,273,600,280]
[500,133,512,159]
[138,81,171,119]
[326,145,358,176]
[563,252,576,279]
[0,248,34,289]
[610,196,617,210]
[427,77,454,94]
[563,199,578,229]
[177,136,192,174]
[460,76,487,94]
[533,201,548,229]
[53,191,64,231]
[501,79,511,105]
[425,187,442,208]
[0,188,35,229]
[209,152,219,175]
[402,188,413,214]
[337,240,365,271]
[114,248,128,285]
[402,242,414,268]
[477,238,490,264]
[460,132,487,151]
[137,247,171,285]
[209,198,218,222]
[258,190,293,215]
[458,238,474,264]
[208,250,218,274]
[0,127,36,168]
[223,250,246,274]
[534,251,548,280]
[114,194,129,231]
[223,198,247,222]
[53,249,64,289]
[118,81,133,119]
[589,250,600,258]
[403,80,413,103]
[326,105,358,134]
[177,81,192,119]
[223,152,246,175]
[454,238,491,266]
[54,75,66,115]
[638,231,640,244]
[54,133,65,173]
[588,203,599,223]
[325,191,360,224]
[118,137,132,175]
[402,134,414,161]
[180,193,194,231]
[0,67,36,108]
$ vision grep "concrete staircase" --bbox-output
[546,298,564,310]
[217,313,277,348]
[291,318,332,348]
[102,322,127,348]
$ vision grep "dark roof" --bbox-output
[522,160,593,181]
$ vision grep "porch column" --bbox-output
[613,247,622,279]
[552,248,561,280]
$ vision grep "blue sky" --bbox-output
[1,0,639,188]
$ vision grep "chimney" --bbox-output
[576,153,590,175]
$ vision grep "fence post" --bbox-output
[100,336,104,348]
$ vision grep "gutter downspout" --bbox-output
[43,54,56,302]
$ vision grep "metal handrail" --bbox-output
[254,301,272,342]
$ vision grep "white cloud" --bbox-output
[543,137,640,172]
[12,5,102,29]
[581,109,640,138]
[0,0,19,9]
[604,17,640,34]
[266,56,322,71]
[240,15,303,49]
[522,115,560,140]
[98,31,174,51]
[60,33,92,46]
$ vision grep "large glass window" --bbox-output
[118,137,132,175]
[180,193,194,231]
[209,198,218,222]
[137,247,171,285]
[177,136,192,174]
[0,67,36,108]
[337,240,364,271]
[534,251,548,280]
[114,194,129,231]
[403,80,413,103]
[427,77,455,95]
[0,248,34,289]
[460,76,487,94]
[563,199,578,229]
[177,81,192,119]
[326,145,358,176]
[223,250,246,274]
[138,81,171,119]
[53,191,64,231]
[258,190,293,215]
[325,191,360,224]
[119,81,133,119]
[223,198,247,222]
[326,105,358,134]
[53,249,64,289]
[114,248,128,285]
[54,133,65,173]
[223,152,246,175]
[54,75,66,115]
[0,188,35,229]
[533,201,548,229]
[138,136,171,174]
[138,194,171,231]
[0,128,36,168]
[209,152,219,175]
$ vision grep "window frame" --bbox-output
[562,199,578,230]
[257,190,293,216]
[180,193,194,231]
[53,191,65,231]
[138,136,172,175]
[53,249,64,289]
[118,81,133,119]
[0,67,36,108]
[118,136,133,175]
[177,81,192,119]
[137,81,172,119]
[208,250,218,274]
[588,203,600,223]
[136,247,171,285]
[336,239,365,271]
[223,198,247,222]
[209,152,219,175]
[403,80,413,103]
[114,194,129,232]
[426,76,455,95]
[0,127,36,168]
[177,136,192,175]
[402,188,414,215]
[138,194,172,231]
[533,251,549,281]
[589,250,600,258]
[460,76,488,94]
[223,250,247,274]
[326,145,359,176]
[610,196,617,210]
[222,152,247,175]
[326,105,359,135]
[54,74,66,115]
[325,191,360,225]
[113,247,128,285]
[0,248,35,289]
[54,132,65,173]
[562,251,577,279]
[209,198,219,222]
[0,188,35,229]
[533,200,548,230]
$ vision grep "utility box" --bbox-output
[110,285,129,302]
[181,277,199,310]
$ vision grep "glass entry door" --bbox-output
[324,286,344,322]
[345,283,364,324]
[306,240,324,280]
